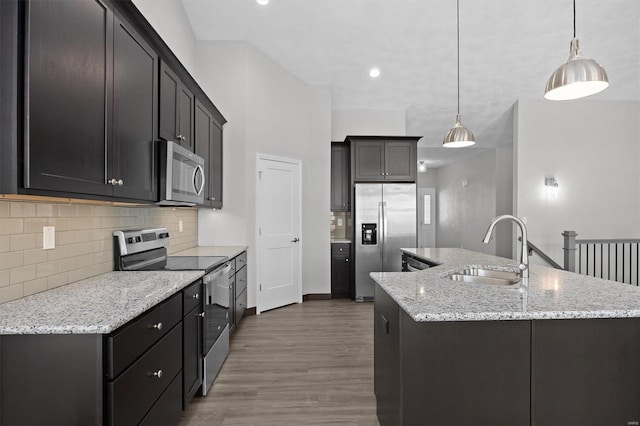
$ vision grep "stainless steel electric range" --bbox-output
[113,227,231,396]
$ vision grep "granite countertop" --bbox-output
[371,248,640,322]
[331,239,351,244]
[0,271,204,335]
[173,245,247,259]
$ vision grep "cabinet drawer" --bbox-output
[331,243,350,255]
[235,251,247,271]
[139,371,183,426]
[235,287,247,326]
[106,293,181,379]
[183,279,203,314]
[235,265,247,299]
[107,324,182,426]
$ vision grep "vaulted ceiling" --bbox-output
[181,0,640,166]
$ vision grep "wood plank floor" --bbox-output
[179,299,379,426]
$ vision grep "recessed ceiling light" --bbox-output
[369,68,381,78]
[256,0,269,5]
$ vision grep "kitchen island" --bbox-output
[372,248,640,426]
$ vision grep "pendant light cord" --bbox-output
[573,0,576,38]
[456,0,460,115]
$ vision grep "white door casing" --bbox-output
[256,154,302,314]
[418,188,436,248]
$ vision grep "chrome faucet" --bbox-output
[482,215,529,278]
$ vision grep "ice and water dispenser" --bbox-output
[361,223,377,245]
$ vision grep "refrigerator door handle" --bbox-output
[378,201,384,264]
[382,201,388,265]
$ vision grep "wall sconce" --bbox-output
[545,177,559,197]
[418,161,427,173]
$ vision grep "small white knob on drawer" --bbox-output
[198,312,205,318]
[152,322,163,330]
[217,325,221,331]
[152,370,163,379]
[117,179,123,186]
[192,293,199,299]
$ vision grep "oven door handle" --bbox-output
[204,263,231,283]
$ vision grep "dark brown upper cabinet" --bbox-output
[1,0,226,203]
[25,0,114,197]
[195,98,223,209]
[330,142,350,211]
[160,62,194,152]
[112,11,158,201]
[347,136,420,183]
[24,0,158,201]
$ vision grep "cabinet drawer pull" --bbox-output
[198,312,206,318]
[209,197,216,201]
[345,258,349,262]
[176,134,183,141]
[217,325,222,331]
[192,293,199,299]
[108,178,117,186]
[152,369,163,379]
[117,179,123,186]
[152,322,163,330]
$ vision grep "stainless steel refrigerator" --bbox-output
[355,183,417,301]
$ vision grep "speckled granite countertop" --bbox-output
[0,271,203,335]
[331,239,351,244]
[173,245,247,259]
[371,248,640,322]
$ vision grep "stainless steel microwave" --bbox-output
[158,141,205,206]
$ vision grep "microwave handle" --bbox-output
[193,165,205,196]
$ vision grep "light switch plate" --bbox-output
[43,226,55,250]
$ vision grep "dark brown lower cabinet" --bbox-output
[0,282,204,426]
[374,284,640,426]
[182,281,203,408]
[331,243,351,298]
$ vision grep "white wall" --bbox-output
[196,41,332,307]
[331,109,405,141]
[515,99,640,266]
[417,169,438,188]
[132,0,198,76]
[435,150,498,255]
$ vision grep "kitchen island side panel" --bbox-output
[0,334,103,426]
[400,313,530,426]
[532,318,640,426]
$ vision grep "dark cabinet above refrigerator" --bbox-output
[346,136,421,183]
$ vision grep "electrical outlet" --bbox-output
[43,226,55,250]
[179,220,183,232]
[337,218,343,226]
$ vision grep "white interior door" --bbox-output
[418,188,436,248]
[256,154,302,314]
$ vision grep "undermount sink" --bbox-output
[447,267,521,286]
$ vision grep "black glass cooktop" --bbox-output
[164,256,227,274]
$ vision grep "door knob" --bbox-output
[291,238,300,243]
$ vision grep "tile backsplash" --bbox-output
[330,211,351,240]
[0,200,198,304]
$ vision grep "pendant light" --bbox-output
[544,0,608,100]
[443,0,475,148]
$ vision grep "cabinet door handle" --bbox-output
[152,322,163,330]
[381,314,389,334]
[209,197,216,201]
[152,369,163,379]
[117,179,123,186]
[108,178,117,186]
[380,172,384,176]
[198,312,206,318]
[192,293,199,299]
[176,134,183,141]
[345,258,349,262]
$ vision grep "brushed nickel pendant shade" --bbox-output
[544,0,609,101]
[443,0,475,148]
